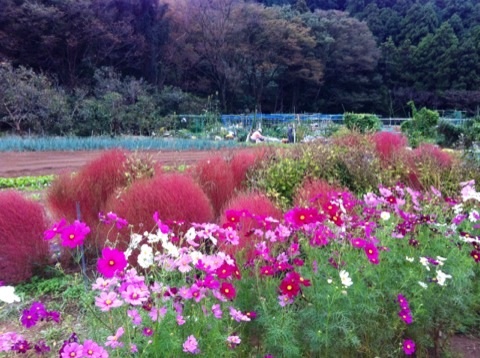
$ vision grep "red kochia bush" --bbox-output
[371,131,408,164]
[413,143,453,169]
[229,148,266,190]
[46,149,128,247]
[219,191,282,261]
[108,173,214,246]
[192,156,235,218]
[294,179,344,210]
[0,191,49,284]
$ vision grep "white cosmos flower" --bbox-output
[436,270,452,286]
[406,256,414,262]
[419,257,430,271]
[137,244,154,269]
[163,242,180,258]
[0,286,21,304]
[339,270,353,288]
[129,233,143,249]
[380,211,391,221]
[418,281,428,289]
[189,251,204,265]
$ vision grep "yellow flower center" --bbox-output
[224,289,230,294]
[106,299,112,305]
[299,215,305,221]
[287,285,292,291]
[109,260,115,266]
[69,234,75,240]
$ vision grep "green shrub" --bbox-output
[344,113,381,133]
[436,120,463,148]
[401,102,439,147]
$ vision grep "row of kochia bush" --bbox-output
[1,130,480,356]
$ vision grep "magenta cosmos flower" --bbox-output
[97,248,127,278]
[220,282,237,300]
[403,339,416,355]
[183,335,200,354]
[60,220,90,248]
[44,218,67,240]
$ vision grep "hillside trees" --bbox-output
[0,63,70,134]
[164,0,323,112]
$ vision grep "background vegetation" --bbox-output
[1,0,480,136]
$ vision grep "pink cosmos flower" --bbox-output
[121,284,148,306]
[227,335,241,347]
[127,309,142,326]
[95,291,123,312]
[149,306,167,322]
[228,307,251,322]
[60,220,90,248]
[92,277,118,291]
[0,332,25,352]
[82,340,108,358]
[211,304,222,319]
[44,218,67,240]
[176,254,193,273]
[183,335,200,354]
[278,294,294,307]
[403,339,416,355]
[176,315,186,325]
[105,327,124,349]
[130,344,138,353]
[97,248,127,278]
[61,342,83,358]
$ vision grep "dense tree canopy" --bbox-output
[1,0,480,135]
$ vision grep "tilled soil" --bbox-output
[0,149,234,177]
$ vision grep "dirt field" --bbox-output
[0,149,233,177]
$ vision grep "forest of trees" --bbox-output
[1,0,479,134]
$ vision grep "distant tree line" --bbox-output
[1,0,479,135]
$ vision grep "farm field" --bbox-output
[0,150,229,178]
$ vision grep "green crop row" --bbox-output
[0,175,55,191]
[0,136,245,152]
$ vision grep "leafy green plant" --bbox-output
[344,113,381,133]
[0,175,54,191]
[401,102,439,147]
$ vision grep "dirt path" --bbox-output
[0,149,232,177]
